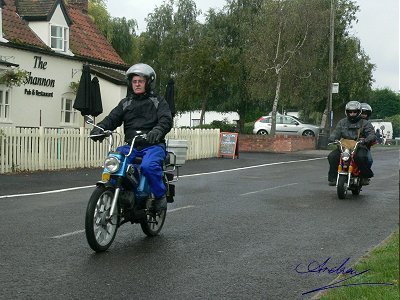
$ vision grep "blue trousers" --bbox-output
[367,149,373,168]
[117,144,166,198]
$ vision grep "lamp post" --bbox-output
[328,0,335,135]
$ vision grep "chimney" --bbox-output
[68,0,88,13]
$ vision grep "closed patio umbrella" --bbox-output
[73,65,102,117]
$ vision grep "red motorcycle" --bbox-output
[328,139,365,199]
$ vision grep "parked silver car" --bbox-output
[253,115,321,136]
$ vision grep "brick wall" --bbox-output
[238,134,316,152]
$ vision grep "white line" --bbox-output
[240,183,299,196]
[168,205,195,212]
[51,229,85,239]
[180,157,324,178]
[1,157,324,199]
[0,185,95,199]
[50,205,195,239]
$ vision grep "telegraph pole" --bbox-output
[328,0,335,135]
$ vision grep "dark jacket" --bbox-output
[98,93,172,145]
[328,118,376,145]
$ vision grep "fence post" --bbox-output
[79,127,85,167]
[38,126,44,170]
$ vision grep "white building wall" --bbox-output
[0,46,125,128]
[174,110,239,127]
[27,3,68,48]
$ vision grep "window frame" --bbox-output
[0,85,11,122]
[60,95,77,125]
[50,24,69,52]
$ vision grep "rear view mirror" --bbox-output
[84,115,94,125]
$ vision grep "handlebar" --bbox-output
[328,139,364,152]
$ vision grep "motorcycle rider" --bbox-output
[360,102,375,167]
[90,63,173,212]
[327,101,376,186]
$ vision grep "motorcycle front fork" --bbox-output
[336,172,351,187]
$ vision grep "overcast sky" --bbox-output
[107,0,399,92]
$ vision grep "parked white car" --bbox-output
[253,115,321,136]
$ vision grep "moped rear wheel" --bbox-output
[337,175,348,199]
[140,199,166,237]
[85,186,119,252]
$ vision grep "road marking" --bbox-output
[0,185,95,199]
[180,157,324,178]
[1,157,324,199]
[240,183,299,196]
[168,205,195,212]
[50,205,195,239]
[51,229,85,239]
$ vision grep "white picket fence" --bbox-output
[0,127,220,174]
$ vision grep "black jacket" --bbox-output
[98,93,172,145]
[328,118,376,146]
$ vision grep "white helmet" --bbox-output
[345,101,362,123]
[126,63,156,92]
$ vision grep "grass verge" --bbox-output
[315,229,399,300]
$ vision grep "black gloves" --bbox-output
[90,126,105,142]
[147,129,163,144]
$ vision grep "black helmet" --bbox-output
[126,63,156,93]
[360,103,372,119]
[345,101,362,123]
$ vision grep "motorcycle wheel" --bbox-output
[85,186,119,252]
[351,183,361,195]
[140,198,166,237]
[337,175,348,199]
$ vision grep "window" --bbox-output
[192,119,201,127]
[0,87,10,121]
[61,97,77,125]
[51,24,69,52]
[283,116,297,125]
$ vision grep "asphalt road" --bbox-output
[0,148,398,299]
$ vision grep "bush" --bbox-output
[385,114,400,138]
[196,119,237,132]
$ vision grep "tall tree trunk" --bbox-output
[270,70,282,136]
[199,99,207,125]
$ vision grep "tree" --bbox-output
[320,0,375,127]
[89,0,139,64]
[110,17,138,64]
[368,88,400,119]
[245,0,329,135]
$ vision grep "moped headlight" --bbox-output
[342,151,350,162]
[104,156,121,173]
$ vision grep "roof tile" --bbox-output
[1,0,126,67]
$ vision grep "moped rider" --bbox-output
[327,101,376,186]
[360,102,375,167]
[90,63,173,212]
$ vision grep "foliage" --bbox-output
[110,17,138,64]
[0,68,29,87]
[69,81,79,94]
[368,88,400,119]
[385,114,400,138]
[196,119,237,132]
[99,0,378,130]
[89,0,139,64]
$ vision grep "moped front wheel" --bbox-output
[337,174,348,199]
[140,199,166,237]
[85,186,119,252]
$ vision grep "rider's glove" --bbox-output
[147,128,163,144]
[90,126,105,142]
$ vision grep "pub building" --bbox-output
[0,0,128,128]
